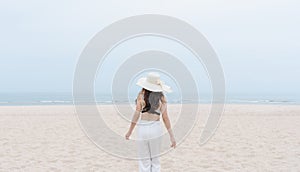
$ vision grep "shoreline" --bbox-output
[0,102,300,107]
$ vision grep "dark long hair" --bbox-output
[139,88,164,113]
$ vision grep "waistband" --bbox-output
[138,119,161,125]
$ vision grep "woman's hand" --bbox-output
[170,136,176,148]
[125,131,132,140]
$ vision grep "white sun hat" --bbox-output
[136,72,172,93]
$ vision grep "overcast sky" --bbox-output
[0,0,299,98]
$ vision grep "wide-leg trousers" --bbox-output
[137,120,162,172]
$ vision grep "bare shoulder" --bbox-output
[137,92,144,102]
[160,95,168,113]
[136,91,145,110]
[161,95,167,103]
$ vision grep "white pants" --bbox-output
[137,120,162,172]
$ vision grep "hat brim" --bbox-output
[136,78,172,93]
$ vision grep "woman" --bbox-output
[125,72,176,172]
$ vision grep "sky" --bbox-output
[0,0,299,99]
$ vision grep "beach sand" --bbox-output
[0,104,299,171]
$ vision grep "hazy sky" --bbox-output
[0,0,299,97]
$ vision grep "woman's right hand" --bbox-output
[125,131,132,140]
[170,136,176,148]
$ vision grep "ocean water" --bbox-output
[0,92,299,106]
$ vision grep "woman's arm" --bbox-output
[125,99,142,140]
[161,103,176,148]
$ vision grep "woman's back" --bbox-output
[137,89,166,121]
[125,72,176,172]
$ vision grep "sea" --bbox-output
[0,92,299,106]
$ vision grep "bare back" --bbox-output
[136,91,167,121]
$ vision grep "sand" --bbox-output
[0,104,299,171]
